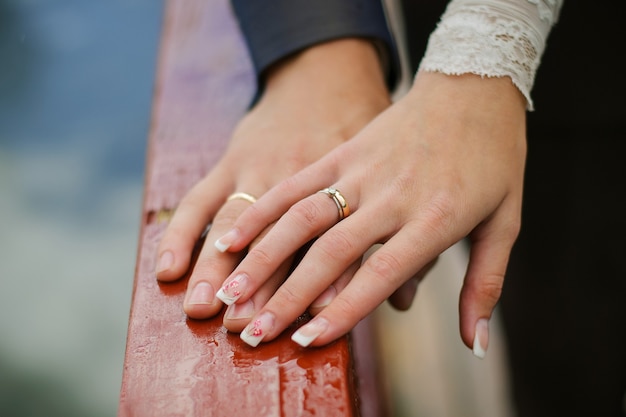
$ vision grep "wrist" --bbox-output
[409,71,526,115]
[260,38,390,109]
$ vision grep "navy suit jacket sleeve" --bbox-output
[230,0,401,100]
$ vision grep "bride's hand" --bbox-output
[214,71,527,356]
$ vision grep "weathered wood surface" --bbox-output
[117,0,386,416]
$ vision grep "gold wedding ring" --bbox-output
[318,187,350,221]
[226,192,257,204]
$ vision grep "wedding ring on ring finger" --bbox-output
[226,192,257,204]
[317,187,350,221]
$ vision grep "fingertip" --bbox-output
[155,250,184,282]
[292,317,329,348]
[214,228,253,253]
[459,271,502,343]
[214,239,229,253]
[184,301,223,320]
[459,275,499,356]
[156,250,174,273]
[459,239,506,353]
[472,318,490,359]
[183,281,223,318]
[157,245,198,280]
[214,229,236,252]
[240,312,275,347]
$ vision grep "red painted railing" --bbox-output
[117,1,386,416]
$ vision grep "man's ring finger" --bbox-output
[226,192,257,204]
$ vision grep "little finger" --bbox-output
[459,202,520,358]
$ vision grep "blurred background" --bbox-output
[0,1,515,416]
[0,0,163,415]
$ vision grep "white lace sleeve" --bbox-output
[418,0,564,110]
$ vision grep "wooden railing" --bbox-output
[117,1,387,416]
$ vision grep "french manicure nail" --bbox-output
[292,318,329,347]
[214,229,239,253]
[240,312,274,347]
[224,299,255,320]
[156,251,174,273]
[473,318,490,359]
[187,282,214,305]
[216,274,247,305]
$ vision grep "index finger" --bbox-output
[213,156,339,253]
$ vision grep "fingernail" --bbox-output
[473,318,490,359]
[310,286,337,309]
[292,318,329,347]
[240,312,274,347]
[224,299,255,320]
[187,282,214,305]
[214,229,239,253]
[216,274,248,305]
[156,251,174,273]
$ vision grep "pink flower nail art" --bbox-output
[215,274,247,305]
[240,312,274,347]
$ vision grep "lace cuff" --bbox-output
[419,0,563,110]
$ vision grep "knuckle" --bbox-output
[422,192,457,230]
[475,275,504,306]
[275,175,301,195]
[246,200,265,218]
[363,251,403,285]
[288,199,325,230]
[276,284,308,308]
[503,218,522,242]
[249,225,272,248]
[282,149,309,175]
[178,186,204,208]
[390,172,417,196]
[159,224,182,246]
[212,208,240,228]
[328,295,360,322]
[238,202,265,227]
[315,229,356,262]
[246,246,273,269]
[177,184,214,215]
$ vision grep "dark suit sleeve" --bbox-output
[230,0,401,100]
